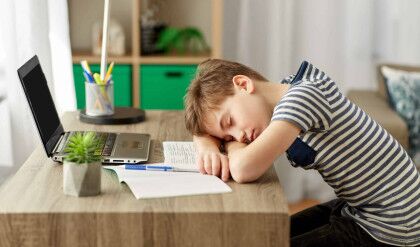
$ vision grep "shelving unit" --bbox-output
[69,0,223,109]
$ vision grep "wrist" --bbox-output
[225,141,247,154]
[194,135,222,153]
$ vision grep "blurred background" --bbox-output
[0,0,419,212]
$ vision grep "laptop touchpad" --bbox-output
[112,133,150,160]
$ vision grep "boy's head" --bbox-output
[185,59,273,143]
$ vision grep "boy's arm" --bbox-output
[225,120,300,183]
[193,134,222,152]
[193,134,230,181]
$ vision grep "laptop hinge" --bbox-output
[52,132,68,154]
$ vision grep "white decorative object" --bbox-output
[92,19,126,57]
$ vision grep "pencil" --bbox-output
[104,61,114,82]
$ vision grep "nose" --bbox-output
[232,129,246,143]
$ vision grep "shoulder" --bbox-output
[272,81,333,132]
[276,82,331,109]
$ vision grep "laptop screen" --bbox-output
[17,55,64,156]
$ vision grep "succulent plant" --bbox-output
[64,132,101,164]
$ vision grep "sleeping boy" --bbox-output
[184,59,420,246]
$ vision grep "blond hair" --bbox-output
[184,59,268,135]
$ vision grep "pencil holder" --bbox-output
[85,81,114,116]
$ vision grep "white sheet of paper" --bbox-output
[162,141,198,171]
[103,166,232,199]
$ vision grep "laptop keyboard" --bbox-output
[93,133,108,156]
[66,132,116,157]
[101,133,117,156]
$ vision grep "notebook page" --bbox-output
[125,172,231,199]
[103,166,232,199]
[162,142,198,171]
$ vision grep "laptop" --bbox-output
[17,55,150,164]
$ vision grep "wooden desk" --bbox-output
[0,111,289,247]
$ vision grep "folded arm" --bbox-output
[225,120,301,183]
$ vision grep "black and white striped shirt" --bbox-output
[272,61,420,246]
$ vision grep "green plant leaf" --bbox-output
[156,27,180,52]
[156,26,209,54]
[63,132,101,164]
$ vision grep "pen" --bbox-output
[126,164,174,171]
[124,164,199,173]
[83,70,94,83]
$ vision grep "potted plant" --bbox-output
[156,27,209,55]
[63,132,102,197]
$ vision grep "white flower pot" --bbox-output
[63,161,101,197]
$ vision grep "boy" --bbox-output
[184,59,420,246]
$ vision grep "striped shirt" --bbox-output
[272,61,420,246]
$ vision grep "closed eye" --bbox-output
[227,115,232,127]
[222,116,233,141]
[221,114,232,130]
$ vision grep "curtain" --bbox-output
[373,0,420,64]
[223,0,420,203]
[223,0,295,82]
[224,0,420,94]
[0,0,75,176]
[224,0,378,93]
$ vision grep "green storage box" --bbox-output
[73,64,132,109]
[140,65,197,109]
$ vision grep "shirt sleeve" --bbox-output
[271,83,333,132]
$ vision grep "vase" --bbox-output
[141,22,166,55]
[63,161,101,197]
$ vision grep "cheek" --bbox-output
[244,100,271,126]
[242,100,266,118]
[208,125,225,140]
[235,105,262,127]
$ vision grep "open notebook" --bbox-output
[162,141,198,172]
[104,142,231,199]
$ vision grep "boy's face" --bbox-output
[204,75,272,143]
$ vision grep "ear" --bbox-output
[232,75,255,94]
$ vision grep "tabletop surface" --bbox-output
[0,111,288,215]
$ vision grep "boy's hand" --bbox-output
[197,149,230,181]
[193,135,230,181]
